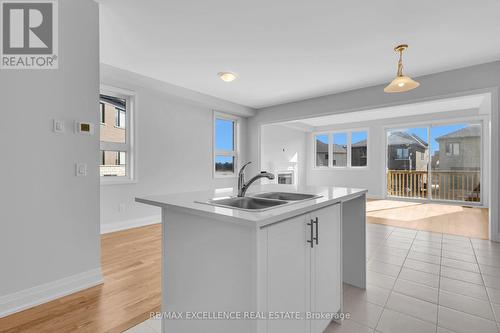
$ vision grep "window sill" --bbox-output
[214,173,237,179]
[312,166,370,171]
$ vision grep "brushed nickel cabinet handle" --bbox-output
[306,221,314,248]
[313,217,319,245]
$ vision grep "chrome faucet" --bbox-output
[237,162,275,197]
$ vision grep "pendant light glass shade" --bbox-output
[384,75,420,93]
[384,44,420,93]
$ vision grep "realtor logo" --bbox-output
[1,0,58,69]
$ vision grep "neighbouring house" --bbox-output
[315,140,329,166]
[432,126,481,202]
[435,125,481,171]
[316,140,349,167]
[332,144,347,166]
[100,95,127,176]
[351,139,367,167]
[387,131,428,171]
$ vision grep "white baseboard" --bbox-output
[100,215,161,234]
[0,268,103,318]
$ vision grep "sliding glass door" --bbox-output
[386,127,429,199]
[386,122,482,204]
[429,123,482,203]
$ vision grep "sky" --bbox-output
[390,124,468,153]
[215,119,234,151]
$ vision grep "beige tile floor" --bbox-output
[326,223,500,333]
[126,223,500,333]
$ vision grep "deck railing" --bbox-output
[387,170,480,202]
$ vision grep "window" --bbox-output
[431,123,480,202]
[314,130,368,168]
[315,134,329,167]
[100,103,105,124]
[351,131,367,167]
[396,148,409,160]
[386,122,481,203]
[445,142,460,156]
[100,85,135,183]
[115,108,126,128]
[332,133,347,167]
[214,112,239,177]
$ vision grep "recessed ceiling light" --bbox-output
[384,44,420,93]
[218,72,237,82]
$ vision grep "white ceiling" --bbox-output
[98,0,500,109]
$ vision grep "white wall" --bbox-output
[249,61,500,241]
[304,109,489,201]
[100,65,251,231]
[0,0,101,315]
[260,124,307,186]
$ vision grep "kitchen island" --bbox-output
[136,184,366,333]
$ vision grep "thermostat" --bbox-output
[75,121,95,135]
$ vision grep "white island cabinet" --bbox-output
[136,185,366,333]
[258,203,341,333]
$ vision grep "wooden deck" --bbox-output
[367,199,488,239]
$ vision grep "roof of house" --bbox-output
[333,144,347,153]
[388,131,428,148]
[352,139,367,148]
[316,141,328,153]
[100,95,126,109]
[316,140,347,153]
[435,126,481,140]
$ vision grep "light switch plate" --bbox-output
[53,119,65,133]
[76,163,87,177]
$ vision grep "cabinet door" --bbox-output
[265,215,311,333]
[311,204,341,333]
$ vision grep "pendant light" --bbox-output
[384,44,420,93]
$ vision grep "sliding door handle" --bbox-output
[313,217,319,245]
[306,221,314,248]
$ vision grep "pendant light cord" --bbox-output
[397,49,404,77]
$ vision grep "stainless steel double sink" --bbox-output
[201,192,322,211]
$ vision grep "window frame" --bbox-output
[446,142,460,156]
[213,111,240,178]
[396,147,410,160]
[100,85,136,185]
[314,132,331,168]
[312,128,369,170]
[115,108,126,128]
[100,102,105,124]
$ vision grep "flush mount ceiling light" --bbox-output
[218,72,237,82]
[384,44,420,93]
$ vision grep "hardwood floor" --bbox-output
[0,224,162,333]
[367,199,489,239]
